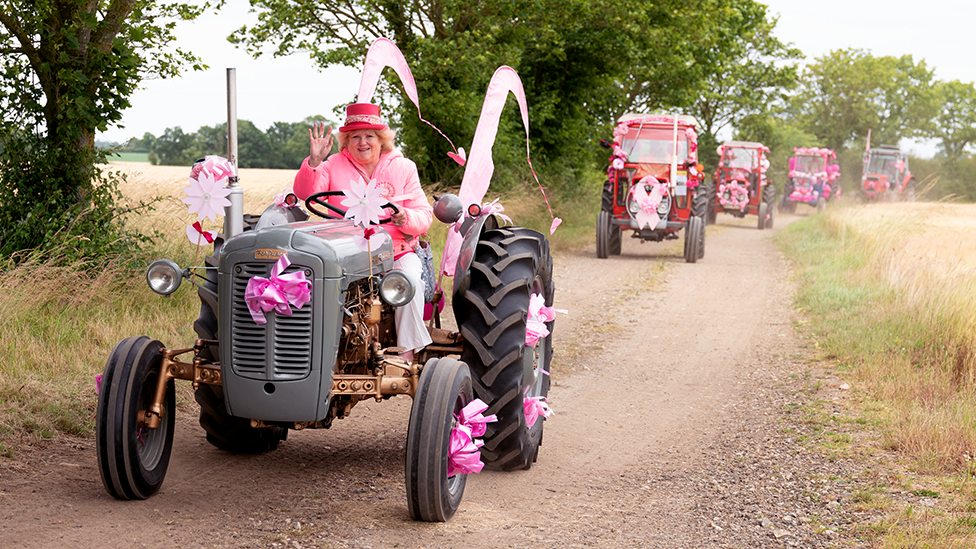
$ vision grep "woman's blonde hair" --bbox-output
[337,128,396,153]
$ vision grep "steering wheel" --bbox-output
[305,191,400,223]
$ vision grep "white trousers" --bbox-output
[393,252,433,352]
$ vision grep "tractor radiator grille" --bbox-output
[230,262,313,381]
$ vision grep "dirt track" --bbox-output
[0,210,869,548]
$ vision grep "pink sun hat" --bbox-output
[339,103,389,132]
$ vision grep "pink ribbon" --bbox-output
[526,292,556,347]
[448,399,497,476]
[243,255,312,325]
[524,394,552,428]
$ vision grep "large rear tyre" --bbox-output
[455,227,553,471]
[96,336,174,500]
[193,237,287,453]
[405,357,474,522]
[683,216,704,263]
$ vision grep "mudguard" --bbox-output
[450,213,501,310]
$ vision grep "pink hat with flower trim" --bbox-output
[339,103,389,132]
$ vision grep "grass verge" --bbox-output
[776,200,976,546]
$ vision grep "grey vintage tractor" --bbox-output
[95,179,554,522]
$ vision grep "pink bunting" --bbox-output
[448,399,497,477]
[244,255,312,325]
[357,38,463,163]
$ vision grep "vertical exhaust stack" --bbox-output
[224,68,244,238]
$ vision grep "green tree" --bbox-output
[148,126,195,166]
[678,1,801,169]
[927,80,976,161]
[228,0,772,193]
[0,0,206,258]
[790,49,936,152]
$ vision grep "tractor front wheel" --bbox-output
[758,203,768,231]
[405,357,474,522]
[596,210,610,259]
[684,216,704,263]
[96,336,174,500]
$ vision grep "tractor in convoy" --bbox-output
[95,66,555,523]
[597,113,708,263]
[862,144,916,201]
[707,141,775,230]
[779,147,840,213]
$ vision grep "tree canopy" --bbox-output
[0,0,205,259]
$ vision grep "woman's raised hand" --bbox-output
[308,122,334,167]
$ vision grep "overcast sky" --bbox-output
[99,0,976,157]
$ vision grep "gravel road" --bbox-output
[0,212,878,548]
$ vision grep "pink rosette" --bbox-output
[243,255,312,325]
[448,398,497,477]
[524,394,552,428]
[526,292,556,347]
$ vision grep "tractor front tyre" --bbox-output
[684,216,704,263]
[596,210,610,259]
[758,203,768,231]
[96,336,174,500]
[405,357,474,522]
[456,227,554,471]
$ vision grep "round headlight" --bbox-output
[146,259,183,295]
[656,194,671,216]
[628,201,640,214]
[379,271,415,307]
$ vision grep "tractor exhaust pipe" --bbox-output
[223,67,244,238]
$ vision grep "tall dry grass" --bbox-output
[0,162,600,452]
[779,200,976,473]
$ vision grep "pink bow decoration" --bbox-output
[632,176,666,230]
[273,188,300,208]
[481,198,513,225]
[186,222,216,246]
[243,255,312,325]
[526,292,556,347]
[95,374,103,395]
[524,394,552,428]
[448,399,497,476]
[342,177,387,227]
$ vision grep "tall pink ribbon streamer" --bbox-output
[439,66,560,277]
[244,255,312,325]
[357,38,463,163]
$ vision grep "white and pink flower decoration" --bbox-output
[340,176,392,251]
[182,156,234,245]
[448,399,497,476]
[718,180,750,210]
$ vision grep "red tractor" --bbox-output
[862,144,916,201]
[597,114,708,263]
[779,147,840,213]
[707,141,775,230]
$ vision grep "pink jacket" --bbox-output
[294,149,433,258]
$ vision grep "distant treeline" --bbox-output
[120,116,334,169]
